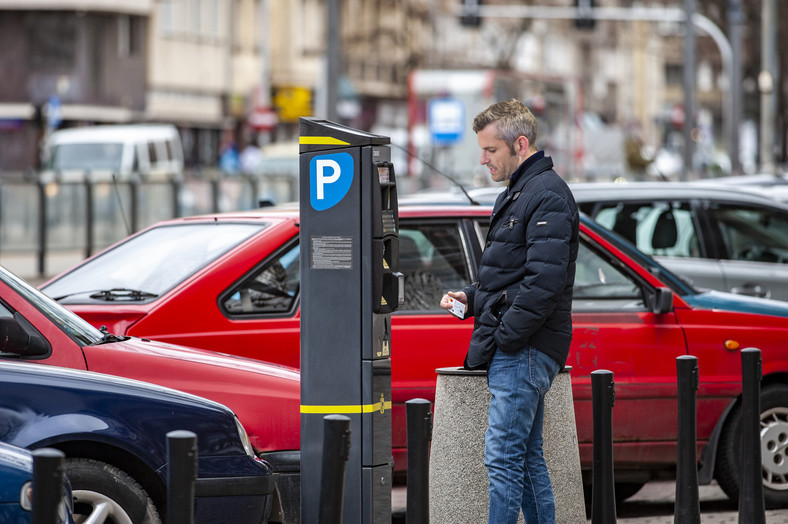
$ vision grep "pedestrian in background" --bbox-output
[440,98,579,524]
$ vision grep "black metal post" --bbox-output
[675,355,701,523]
[171,175,182,218]
[591,369,616,524]
[739,348,766,524]
[211,176,220,214]
[167,430,198,524]
[36,178,47,278]
[406,398,432,523]
[129,178,139,233]
[32,448,65,524]
[246,174,259,209]
[319,415,351,524]
[84,178,94,259]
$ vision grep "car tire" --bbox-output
[715,384,788,509]
[66,458,162,524]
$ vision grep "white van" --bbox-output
[44,124,184,178]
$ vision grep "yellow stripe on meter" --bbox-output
[299,136,350,146]
[301,400,392,414]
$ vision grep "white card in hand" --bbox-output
[447,297,466,318]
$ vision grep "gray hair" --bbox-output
[473,98,537,154]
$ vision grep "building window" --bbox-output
[665,63,683,87]
[160,0,174,35]
[118,15,142,57]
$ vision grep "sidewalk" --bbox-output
[0,250,86,286]
[611,480,786,523]
[393,480,788,523]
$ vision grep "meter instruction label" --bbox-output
[310,235,353,270]
[310,152,354,211]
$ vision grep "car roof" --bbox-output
[143,201,494,226]
[569,181,788,209]
[49,124,180,144]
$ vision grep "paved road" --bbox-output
[393,480,788,523]
[608,480,786,523]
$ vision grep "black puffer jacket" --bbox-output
[462,154,579,369]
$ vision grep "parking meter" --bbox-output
[298,118,402,523]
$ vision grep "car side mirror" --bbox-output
[650,287,674,315]
[0,316,51,358]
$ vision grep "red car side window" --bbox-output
[223,243,300,315]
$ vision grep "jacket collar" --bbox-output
[509,150,544,186]
[491,154,555,217]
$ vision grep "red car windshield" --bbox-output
[43,222,267,303]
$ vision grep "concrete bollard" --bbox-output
[429,366,585,524]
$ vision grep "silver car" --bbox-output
[570,182,788,301]
[405,180,788,300]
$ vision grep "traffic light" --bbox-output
[460,0,482,28]
[575,0,596,29]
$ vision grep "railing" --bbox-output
[0,169,298,281]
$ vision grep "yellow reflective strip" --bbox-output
[301,405,364,414]
[299,136,350,146]
[300,401,392,414]
[362,401,392,413]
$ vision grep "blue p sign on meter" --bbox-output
[310,152,354,210]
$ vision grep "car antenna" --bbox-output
[111,173,133,236]
[390,143,481,205]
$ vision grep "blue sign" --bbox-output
[310,152,354,211]
[46,95,62,129]
[428,98,464,145]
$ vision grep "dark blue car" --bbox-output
[0,361,275,523]
[0,441,74,523]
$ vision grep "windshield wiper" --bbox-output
[52,288,158,302]
[93,325,128,345]
[88,288,159,301]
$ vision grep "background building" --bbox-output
[0,0,782,179]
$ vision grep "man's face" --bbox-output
[477,122,522,183]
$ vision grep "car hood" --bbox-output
[82,336,301,452]
[683,290,788,318]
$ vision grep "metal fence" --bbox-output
[0,169,298,281]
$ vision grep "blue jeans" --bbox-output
[485,346,561,524]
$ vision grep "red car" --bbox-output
[0,265,300,521]
[42,204,788,507]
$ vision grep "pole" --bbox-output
[167,430,198,524]
[406,399,432,523]
[31,448,65,524]
[674,356,700,523]
[591,369,616,524]
[259,0,271,108]
[37,178,47,279]
[84,177,93,259]
[319,415,351,524]
[682,0,696,180]
[326,0,340,122]
[759,0,777,174]
[727,0,743,175]
[739,349,766,524]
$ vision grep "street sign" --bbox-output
[45,95,62,129]
[428,98,464,145]
[248,106,278,131]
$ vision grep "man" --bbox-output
[440,98,579,524]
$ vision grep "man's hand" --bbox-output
[440,291,467,311]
